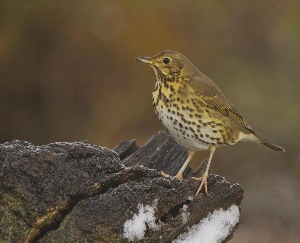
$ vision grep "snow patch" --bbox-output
[123,200,160,241]
[181,204,190,224]
[173,205,240,243]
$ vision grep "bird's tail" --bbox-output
[256,136,285,152]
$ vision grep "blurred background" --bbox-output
[0,1,299,242]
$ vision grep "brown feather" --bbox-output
[188,75,254,132]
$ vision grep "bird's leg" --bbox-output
[192,146,216,195]
[175,150,196,180]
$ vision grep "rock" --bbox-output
[0,132,243,243]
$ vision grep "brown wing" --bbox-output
[187,75,254,132]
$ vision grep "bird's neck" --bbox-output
[153,78,186,104]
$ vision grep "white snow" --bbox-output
[181,204,190,224]
[123,201,160,241]
[173,205,240,243]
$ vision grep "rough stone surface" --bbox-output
[0,131,244,242]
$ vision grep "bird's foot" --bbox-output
[175,173,183,180]
[160,171,171,178]
[191,172,209,196]
[161,171,184,180]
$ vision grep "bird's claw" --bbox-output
[160,171,171,178]
[192,173,209,196]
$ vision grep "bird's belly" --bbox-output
[155,104,225,151]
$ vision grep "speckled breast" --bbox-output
[152,81,239,151]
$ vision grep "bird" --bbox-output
[136,50,285,196]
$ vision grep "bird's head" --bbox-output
[137,50,196,82]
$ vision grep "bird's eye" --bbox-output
[163,57,171,64]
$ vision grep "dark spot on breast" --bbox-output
[195,134,210,144]
[189,127,195,133]
[170,85,175,92]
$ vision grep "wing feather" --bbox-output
[187,75,253,132]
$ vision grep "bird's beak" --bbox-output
[136,56,153,64]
